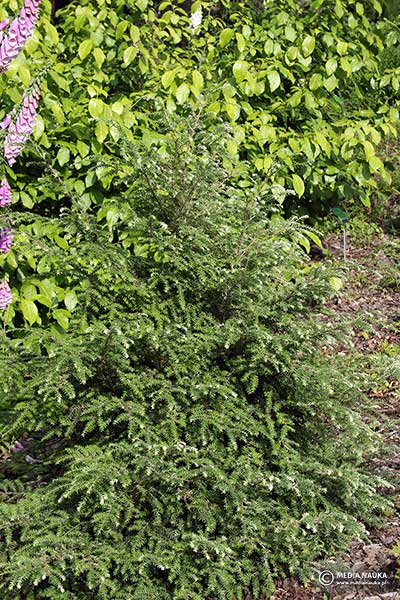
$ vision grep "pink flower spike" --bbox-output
[0,0,41,73]
[0,228,13,253]
[0,178,12,207]
[4,86,40,166]
[0,279,12,310]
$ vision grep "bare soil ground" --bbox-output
[269,233,400,600]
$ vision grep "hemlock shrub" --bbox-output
[0,122,389,599]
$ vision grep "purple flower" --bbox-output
[0,113,12,129]
[0,228,13,253]
[0,279,12,309]
[0,0,41,73]
[0,19,9,45]
[4,86,40,166]
[11,440,24,452]
[0,178,12,207]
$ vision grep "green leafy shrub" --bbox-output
[137,0,398,212]
[2,0,400,328]
[0,121,389,599]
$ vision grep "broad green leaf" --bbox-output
[380,74,391,88]
[356,2,364,14]
[3,303,15,324]
[18,64,31,87]
[309,73,322,90]
[325,58,338,76]
[43,20,59,45]
[329,276,343,291]
[36,294,52,308]
[161,70,175,89]
[335,0,344,18]
[20,191,33,208]
[363,140,375,161]
[298,234,310,253]
[372,0,382,15]
[21,283,37,299]
[293,174,305,197]
[207,101,221,115]
[222,83,236,100]
[336,41,348,56]
[285,25,297,42]
[302,36,315,57]
[93,48,105,68]
[64,291,78,311]
[123,46,137,66]
[32,115,45,140]
[271,184,286,204]
[267,71,281,92]
[55,235,69,250]
[348,15,358,30]
[175,83,190,104]
[78,39,93,60]
[77,141,90,158]
[315,131,331,154]
[368,155,384,172]
[88,98,104,118]
[219,28,234,48]
[236,33,246,52]
[54,309,70,330]
[20,299,39,326]
[232,60,249,83]
[6,251,18,269]
[37,279,56,301]
[75,181,85,195]
[286,46,298,62]
[111,102,124,115]
[304,90,317,110]
[192,71,204,93]
[116,20,129,39]
[44,97,65,124]
[324,75,338,91]
[306,231,323,248]
[225,102,240,121]
[95,121,109,143]
[288,90,302,107]
[49,70,70,93]
[57,147,70,167]
[264,39,274,55]
[130,25,140,43]
[360,193,371,207]
[106,207,119,228]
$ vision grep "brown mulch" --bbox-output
[324,235,400,339]
[268,234,400,600]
